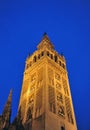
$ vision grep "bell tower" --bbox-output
[19,33,77,130]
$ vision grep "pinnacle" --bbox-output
[43,32,47,36]
[2,89,12,114]
[37,33,54,49]
[42,32,50,41]
[7,89,13,104]
[9,89,13,98]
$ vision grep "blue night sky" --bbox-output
[0,0,90,130]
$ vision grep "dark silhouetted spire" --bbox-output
[2,89,12,129]
[12,106,25,130]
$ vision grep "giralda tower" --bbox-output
[19,34,77,130]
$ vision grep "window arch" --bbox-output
[41,51,44,56]
[61,126,65,130]
[50,54,53,59]
[54,55,58,62]
[33,56,37,62]
[59,61,62,66]
[38,54,40,59]
[47,51,49,56]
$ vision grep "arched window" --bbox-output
[33,56,37,62]
[59,61,61,66]
[61,126,65,130]
[41,51,44,56]
[47,51,49,56]
[38,54,40,59]
[51,54,53,59]
[54,55,58,62]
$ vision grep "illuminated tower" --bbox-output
[19,33,77,130]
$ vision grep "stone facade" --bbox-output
[0,34,77,130]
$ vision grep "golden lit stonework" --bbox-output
[19,33,77,130]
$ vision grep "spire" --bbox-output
[3,89,12,113]
[2,89,12,129]
[43,32,47,36]
[37,33,54,50]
